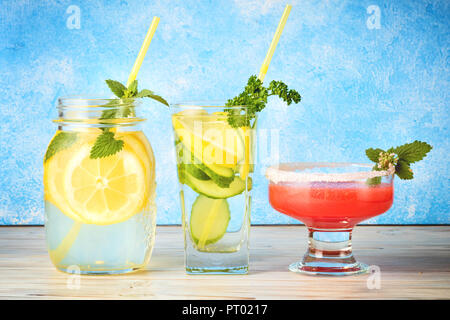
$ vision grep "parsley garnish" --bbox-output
[366,140,432,184]
[225,75,301,127]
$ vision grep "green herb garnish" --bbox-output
[105,79,168,104]
[90,131,124,159]
[89,79,168,159]
[44,131,77,162]
[225,75,301,127]
[45,79,168,161]
[99,79,168,122]
[366,140,432,184]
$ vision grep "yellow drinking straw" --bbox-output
[51,17,161,266]
[49,222,82,265]
[126,16,160,87]
[197,6,294,247]
[240,5,292,180]
[258,4,292,82]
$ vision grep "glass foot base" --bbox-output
[289,261,368,276]
[289,227,369,276]
[185,245,249,275]
[56,266,145,275]
[186,265,248,275]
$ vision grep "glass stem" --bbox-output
[306,227,354,260]
[289,226,369,275]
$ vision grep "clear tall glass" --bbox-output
[43,96,157,274]
[266,162,394,276]
[171,102,255,274]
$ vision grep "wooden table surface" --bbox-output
[0,226,449,300]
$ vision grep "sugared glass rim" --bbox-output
[266,162,394,183]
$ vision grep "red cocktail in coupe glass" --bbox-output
[266,162,394,276]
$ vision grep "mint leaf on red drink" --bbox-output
[365,148,384,163]
[395,159,414,180]
[366,140,432,183]
[225,75,301,128]
[391,140,433,164]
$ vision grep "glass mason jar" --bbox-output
[171,102,256,274]
[43,97,156,274]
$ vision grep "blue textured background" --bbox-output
[0,0,448,225]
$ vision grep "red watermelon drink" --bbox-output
[269,181,393,230]
[266,162,394,276]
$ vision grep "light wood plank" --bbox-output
[0,226,449,299]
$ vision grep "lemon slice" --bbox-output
[127,131,156,183]
[44,131,97,222]
[236,126,254,179]
[62,142,148,225]
[45,131,152,225]
[172,112,244,167]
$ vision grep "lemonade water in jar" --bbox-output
[44,97,156,274]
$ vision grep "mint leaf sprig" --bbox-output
[44,131,77,163]
[225,75,301,128]
[366,140,432,184]
[105,79,168,104]
[90,131,124,159]
[101,79,168,121]
[44,80,169,162]
[90,79,168,159]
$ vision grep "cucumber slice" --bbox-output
[180,145,234,187]
[179,163,210,181]
[182,168,251,199]
[196,161,234,187]
[190,195,230,247]
[186,164,210,181]
[177,145,210,181]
